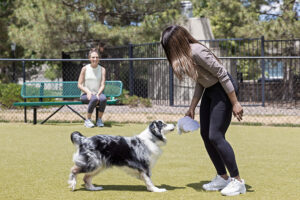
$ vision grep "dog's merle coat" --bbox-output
[68,120,175,192]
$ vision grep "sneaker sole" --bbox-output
[221,188,246,196]
[203,188,221,191]
[84,124,95,128]
[203,186,227,191]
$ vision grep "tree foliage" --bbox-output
[2,0,299,61]
[192,0,300,39]
[0,0,15,58]
[0,0,299,82]
[7,0,182,58]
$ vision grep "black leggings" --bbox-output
[200,81,239,177]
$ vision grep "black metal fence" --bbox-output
[0,37,300,125]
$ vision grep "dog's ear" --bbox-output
[149,121,164,141]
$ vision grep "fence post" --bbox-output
[169,65,174,106]
[261,36,265,107]
[128,43,134,96]
[22,60,27,123]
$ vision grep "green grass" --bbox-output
[0,123,299,200]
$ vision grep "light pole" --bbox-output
[11,42,16,82]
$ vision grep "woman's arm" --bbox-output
[227,91,243,121]
[185,83,203,119]
[96,67,106,97]
[78,66,92,100]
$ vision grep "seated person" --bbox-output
[78,48,106,128]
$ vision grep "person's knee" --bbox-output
[200,129,210,142]
[100,97,107,103]
[99,95,107,103]
[208,133,223,145]
[90,95,99,104]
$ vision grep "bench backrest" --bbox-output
[21,81,123,98]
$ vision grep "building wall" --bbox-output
[182,17,214,41]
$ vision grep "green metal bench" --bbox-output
[13,81,123,124]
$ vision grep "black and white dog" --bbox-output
[68,120,175,192]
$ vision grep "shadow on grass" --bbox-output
[187,181,254,193]
[245,184,255,192]
[101,122,126,128]
[43,121,125,127]
[186,181,209,192]
[75,184,185,192]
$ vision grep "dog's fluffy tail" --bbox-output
[70,131,85,146]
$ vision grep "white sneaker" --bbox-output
[84,119,95,128]
[202,175,231,191]
[221,178,246,196]
[96,118,104,127]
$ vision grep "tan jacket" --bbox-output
[190,43,234,99]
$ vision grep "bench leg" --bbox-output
[66,105,85,120]
[24,106,27,123]
[41,106,65,124]
[41,105,85,124]
[96,106,99,121]
[33,107,37,125]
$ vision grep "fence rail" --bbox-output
[0,56,299,126]
[1,35,300,125]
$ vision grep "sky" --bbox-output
[260,0,300,21]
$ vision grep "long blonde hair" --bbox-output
[161,25,220,81]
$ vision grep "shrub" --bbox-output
[118,89,130,104]
[139,97,152,107]
[126,95,140,107]
[0,83,57,109]
[118,89,152,107]
[0,83,22,108]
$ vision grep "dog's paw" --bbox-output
[86,186,103,191]
[68,180,77,191]
[149,187,167,192]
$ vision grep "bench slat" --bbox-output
[13,101,83,106]
[21,81,123,98]
[13,99,118,107]
[14,80,122,107]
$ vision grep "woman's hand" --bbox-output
[227,91,243,121]
[96,92,102,100]
[232,101,243,121]
[185,108,195,119]
[186,96,200,119]
[87,91,92,100]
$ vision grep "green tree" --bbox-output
[0,0,14,58]
[192,0,300,39]
[8,0,182,58]
[237,0,300,39]
[0,0,22,83]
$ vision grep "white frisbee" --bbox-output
[177,116,200,134]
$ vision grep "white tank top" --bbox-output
[83,64,102,95]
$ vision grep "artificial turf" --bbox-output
[0,123,299,200]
